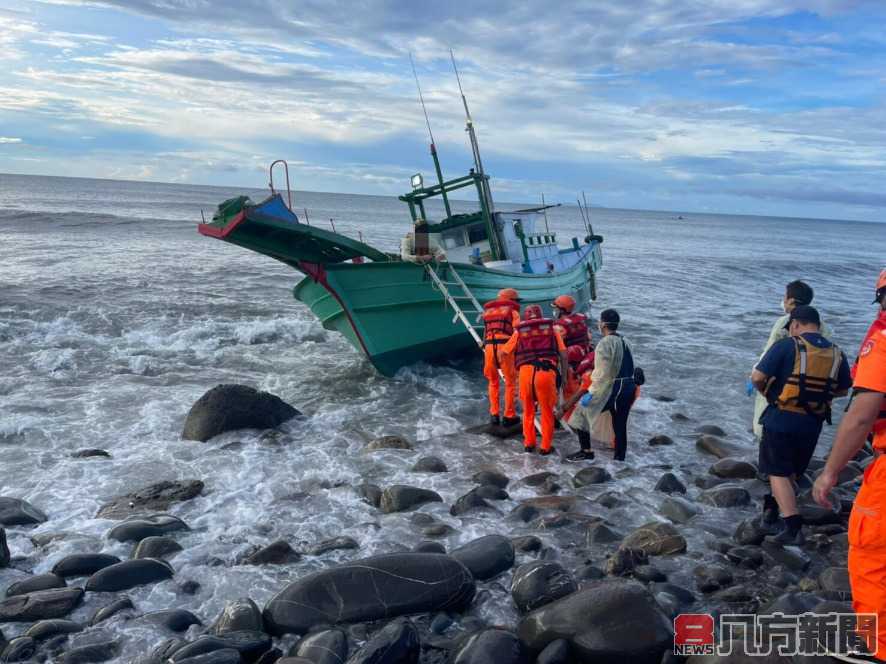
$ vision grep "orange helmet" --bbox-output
[567,345,586,364]
[523,304,543,321]
[552,295,576,313]
[875,269,886,303]
[498,288,520,301]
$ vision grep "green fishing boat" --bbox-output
[198,65,603,376]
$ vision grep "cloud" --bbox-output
[0,137,22,143]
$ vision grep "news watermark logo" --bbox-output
[674,612,878,657]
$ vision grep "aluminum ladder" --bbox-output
[425,263,485,348]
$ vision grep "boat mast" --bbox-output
[450,49,501,260]
[409,53,452,220]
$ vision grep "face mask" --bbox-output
[782,299,790,314]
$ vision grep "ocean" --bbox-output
[1,172,884,658]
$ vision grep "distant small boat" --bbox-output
[198,64,604,376]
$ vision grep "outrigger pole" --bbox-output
[409,52,452,220]
[450,48,502,260]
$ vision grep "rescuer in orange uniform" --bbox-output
[502,304,568,455]
[814,269,886,661]
[552,294,592,407]
[481,288,521,427]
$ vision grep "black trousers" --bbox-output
[605,381,636,461]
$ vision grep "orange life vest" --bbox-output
[514,318,559,369]
[775,336,844,422]
[482,299,520,342]
[852,311,886,441]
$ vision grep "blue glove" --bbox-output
[745,379,755,397]
[580,392,593,407]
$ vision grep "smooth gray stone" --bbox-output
[660,496,699,524]
[761,540,811,572]
[1,637,35,662]
[586,522,621,544]
[379,486,442,513]
[451,535,515,580]
[412,456,448,473]
[473,485,509,501]
[535,638,570,664]
[633,565,667,583]
[5,573,66,597]
[647,435,674,446]
[52,553,121,577]
[512,536,542,553]
[694,565,733,593]
[450,490,494,516]
[24,619,83,641]
[710,458,757,479]
[695,435,741,459]
[726,545,764,569]
[520,472,558,487]
[85,558,174,592]
[243,540,301,565]
[0,587,84,621]
[654,473,686,495]
[517,580,672,663]
[700,485,751,508]
[510,562,577,613]
[733,518,768,546]
[107,514,189,543]
[0,497,47,526]
[133,536,184,560]
[471,470,509,489]
[141,608,203,632]
[170,636,231,662]
[294,628,348,664]
[96,480,204,519]
[89,596,134,625]
[346,618,419,664]
[310,537,359,556]
[72,449,111,459]
[356,484,382,508]
[182,384,301,442]
[173,649,242,664]
[573,467,611,487]
[211,598,263,635]
[0,528,9,568]
[414,541,446,554]
[61,642,120,664]
[263,553,475,636]
[620,522,687,556]
[696,425,727,437]
[450,628,527,664]
[819,566,851,594]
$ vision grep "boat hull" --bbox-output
[293,244,602,376]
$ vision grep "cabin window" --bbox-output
[442,229,466,249]
[467,223,488,244]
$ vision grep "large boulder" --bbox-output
[211,598,263,635]
[182,384,301,442]
[620,522,687,556]
[660,496,699,525]
[293,629,348,664]
[710,458,757,479]
[133,536,183,560]
[107,514,189,542]
[346,618,419,664]
[450,628,527,664]
[0,588,84,622]
[5,573,66,597]
[700,486,751,508]
[472,470,509,489]
[96,480,204,519]
[262,553,475,635]
[85,558,174,592]
[450,490,495,517]
[517,579,672,663]
[695,436,741,459]
[412,457,448,473]
[52,554,121,578]
[510,562,577,613]
[379,486,442,513]
[0,498,47,526]
[24,619,83,641]
[451,535,515,580]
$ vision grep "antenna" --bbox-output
[541,193,550,234]
[409,52,451,219]
[582,190,595,236]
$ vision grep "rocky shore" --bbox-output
[0,385,865,663]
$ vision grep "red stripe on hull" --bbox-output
[198,210,247,238]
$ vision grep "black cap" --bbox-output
[789,304,821,327]
[600,309,620,325]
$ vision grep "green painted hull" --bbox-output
[293,245,602,376]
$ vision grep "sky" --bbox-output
[2,1,886,221]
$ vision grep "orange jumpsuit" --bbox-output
[503,329,566,451]
[848,324,886,659]
[483,309,520,419]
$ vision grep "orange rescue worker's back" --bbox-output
[481,289,521,423]
[847,315,886,659]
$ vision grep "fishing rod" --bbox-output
[409,52,452,219]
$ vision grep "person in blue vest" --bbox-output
[751,304,851,545]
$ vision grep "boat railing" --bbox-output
[526,232,556,246]
[269,160,293,211]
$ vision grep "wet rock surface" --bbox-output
[182,384,301,442]
[262,553,475,635]
[451,628,527,664]
[510,562,577,612]
[5,573,66,597]
[242,540,301,565]
[379,485,443,513]
[365,435,413,451]
[0,497,48,526]
[0,587,84,622]
[85,558,174,592]
[52,554,121,578]
[107,514,189,542]
[450,535,515,580]
[621,521,687,556]
[97,480,204,519]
